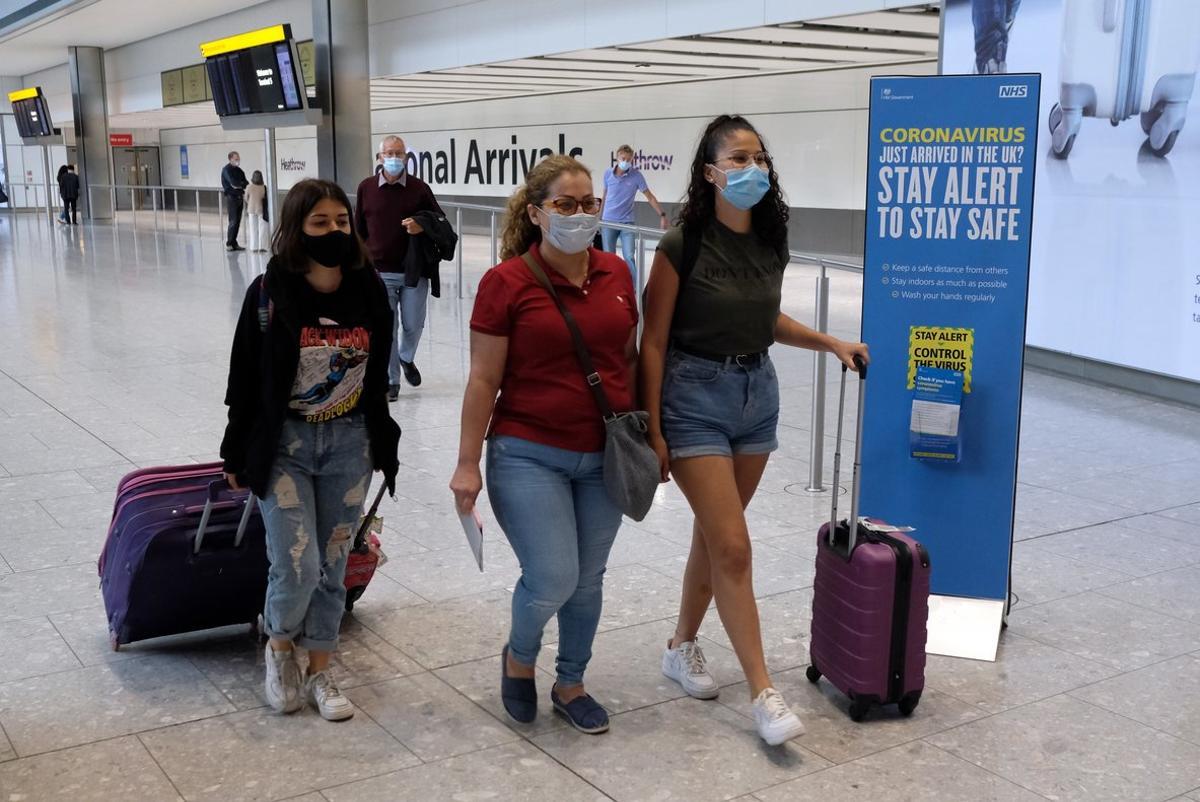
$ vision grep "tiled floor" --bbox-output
[0,214,1199,801]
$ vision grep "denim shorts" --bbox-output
[660,349,780,460]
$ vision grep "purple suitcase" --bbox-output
[806,359,931,721]
[99,463,268,649]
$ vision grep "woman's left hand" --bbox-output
[830,339,870,372]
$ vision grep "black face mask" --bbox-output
[301,230,355,269]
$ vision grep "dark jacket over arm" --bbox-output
[402,210,458,299]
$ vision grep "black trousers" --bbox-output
[226,195,244,246]
[63,198,78,223]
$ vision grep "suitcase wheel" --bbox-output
[344,585,366,612]
[898,693,920,717]
[1147,130,1180,158]
[805,665,822,684]
[1048,103,1078,159]
[848,697,871,722]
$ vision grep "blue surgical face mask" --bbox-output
[617,160,631,172]
[382,156,406,176]
[711,163,770,210]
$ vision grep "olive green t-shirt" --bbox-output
[657,222,788,355]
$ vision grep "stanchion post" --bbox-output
[489,210,497,268]
[805,260,831,493]
[455,206,464,299]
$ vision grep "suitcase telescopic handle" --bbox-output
[828,356,868,556]
[193,480,257,554]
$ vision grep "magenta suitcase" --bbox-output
[806,360,931,721]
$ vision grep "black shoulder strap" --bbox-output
[679,224,703,287]
[521,252,615,422]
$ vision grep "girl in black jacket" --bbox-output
[220,178,400,721]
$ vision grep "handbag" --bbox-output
[521,252,660,521]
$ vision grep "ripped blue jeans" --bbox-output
[259,415,372,652]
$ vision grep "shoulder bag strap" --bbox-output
[520,251,616,421]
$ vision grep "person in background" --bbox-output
[220,178,401,722]
[972,0,1022,74]
[450,155,637,735]
[55,165,69,224]
[640,115,869,746]
[599,144,669,287]
[355,135,445,400]
[61,165,80,225]
[222,151,249,252]
[246,170,269,253]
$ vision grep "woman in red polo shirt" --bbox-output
[450,155,638,735]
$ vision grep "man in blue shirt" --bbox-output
[599,144,668,288]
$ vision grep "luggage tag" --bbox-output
[859,518,916,534]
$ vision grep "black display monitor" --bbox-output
[203,25,306,118]
[9,88,53,138]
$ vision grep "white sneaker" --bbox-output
[306,670,355,721]
[662,640,720,699]
[752,688,805,746]
[264,645,303,714]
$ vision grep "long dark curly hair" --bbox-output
[677,115,789,251]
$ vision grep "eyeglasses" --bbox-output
[542,197,602,215]
[715,151,772,169]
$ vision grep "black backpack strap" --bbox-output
[678,224,703,287]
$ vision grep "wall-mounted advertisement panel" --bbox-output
[942,0,1200,383]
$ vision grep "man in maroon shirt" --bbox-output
[355,135,445,400]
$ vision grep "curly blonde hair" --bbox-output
[499,155,591,260]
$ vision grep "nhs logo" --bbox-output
[999,84,1028,98]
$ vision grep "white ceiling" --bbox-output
[368,7,940,111]
[0,0,264,75]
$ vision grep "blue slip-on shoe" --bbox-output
[551,689,610,734]
[500,645,537,723]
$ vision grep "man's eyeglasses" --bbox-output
[542,197,602,215]
[715,151,772,169]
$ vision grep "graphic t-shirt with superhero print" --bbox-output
[288,282,371,423]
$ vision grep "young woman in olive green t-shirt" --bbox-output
[640,114,869,746]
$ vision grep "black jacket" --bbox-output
[59,172,80,201]
[219,258,402,498]
[222,163,248,198]
[401,209,458,299]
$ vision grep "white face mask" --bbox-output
[540,209,600,255]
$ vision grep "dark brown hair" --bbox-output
[499,155,591,260]
[271,178,370,272]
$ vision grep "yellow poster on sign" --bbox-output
[908,326,974,392]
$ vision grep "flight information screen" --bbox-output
[11,91,53,137]
[206,38,305,117]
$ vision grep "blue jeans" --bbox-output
[379,272,429,383]
[486,435,623,686]
[601,224,638,288]
[259,415,372,652]
[972,0,1022,72]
